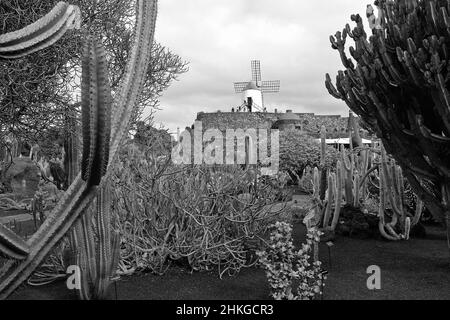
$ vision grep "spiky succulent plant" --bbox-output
[0,0,158,299]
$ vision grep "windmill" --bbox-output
[233,60,280,112]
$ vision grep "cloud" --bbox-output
[147,0,369,134]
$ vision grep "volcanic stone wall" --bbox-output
[194,111,350,138]
[195,112,274,131]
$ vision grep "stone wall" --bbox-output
[177,110,369,168]
[195,112,274,131]
[194,111,352,138]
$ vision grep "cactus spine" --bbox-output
[0,0,158,299]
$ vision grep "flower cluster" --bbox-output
[257,221,326,300]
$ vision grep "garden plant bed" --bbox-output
[8,222,449,300]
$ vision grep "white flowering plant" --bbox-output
[256,221,326,300]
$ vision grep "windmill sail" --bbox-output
[251,60,261,83]
[234,82,250,93]
[261,80,280,93]
[233,60,280,109]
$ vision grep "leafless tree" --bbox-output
[0,0,188,149]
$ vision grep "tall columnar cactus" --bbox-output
[322,163,343,232]
[332,164,343,230]
[358,149,370,203]
[325,0,450,250]
[311,157,343,233]
[322,173,334,228]
[340,146,355,206]
[309,125,339,230]
[378,146,404,240]
[319,126,328,201]
[378,145,418,240]
[307,167,323,228]
[378,144,410,240]
[339,142,374,209]
[63,107,80,190]
[71,183,120,300]
[80,36,112,187]
[62,38,119,299]
[348,111,363,148]
[0,0,158,299]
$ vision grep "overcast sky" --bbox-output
[147,0,369,134]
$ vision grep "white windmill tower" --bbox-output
[233,60,280,112]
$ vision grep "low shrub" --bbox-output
[257,222,325,300]
[279,129,338,184]
[111,143,289,277]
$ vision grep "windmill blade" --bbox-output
[261,80,280,93]
[251,60,261,83]
[234,82,249,93]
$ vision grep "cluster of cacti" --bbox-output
[0,0,158,299]
[339,145,372,208]
[325,0,450,244]
[310,149,369,234]
[378,145,405,239]
[308,126,343,232]
[311,126,420,240]
[377,144,423,240]
[310,126,358,233]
